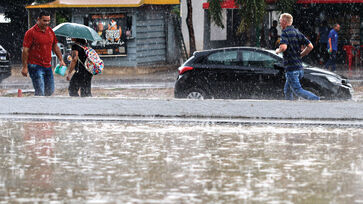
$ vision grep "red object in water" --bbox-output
[18,89,22,97]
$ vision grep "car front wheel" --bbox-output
[305,87,324,100]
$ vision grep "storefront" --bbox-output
[26,0,180,68]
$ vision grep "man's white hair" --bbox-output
[280,13,293,25]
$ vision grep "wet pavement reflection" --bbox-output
[0,121,362,203]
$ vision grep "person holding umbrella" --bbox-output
[21,11,66,96]
[66,38,93,97]
[52,22,103,97]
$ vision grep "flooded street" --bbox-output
[0,120,362,203]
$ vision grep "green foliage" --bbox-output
[235,0,265,33]
[55,10,71,24]
[208,0,224,29]
[56,15,68,24]
[171,5,180,16]
[3,0,32,26]
[208,0,266,32]
[1,0,68,61]
[276,0,296,13]
[208,0,296,33]
[2,0,36,61]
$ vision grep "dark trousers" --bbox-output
[318,43,328,64]
[69,69,93,97]
[325,50,337,71]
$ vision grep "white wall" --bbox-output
[269,10,282,36]
[210,9,227,41]
[181,0,205,54]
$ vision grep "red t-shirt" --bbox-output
[23,24,58,68]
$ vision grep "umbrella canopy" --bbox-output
[53,22,102,42]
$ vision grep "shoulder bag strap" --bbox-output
[74,43,86,68]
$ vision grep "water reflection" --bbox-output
[0,121,362,203]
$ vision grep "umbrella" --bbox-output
[53,22,102,42]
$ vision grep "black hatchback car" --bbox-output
[0,44,11,83]
[174,47,353,100]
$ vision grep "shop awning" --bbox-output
[26,0,180,9]
[202,0,361,9]
[297,0,363,3]
[203,0,238,9]
[202,0,278,9]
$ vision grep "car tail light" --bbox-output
[178,66,193,75]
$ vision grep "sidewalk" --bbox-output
[0,64,178,97]
[0,97,362,126]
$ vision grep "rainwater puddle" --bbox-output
[0,121,362,203]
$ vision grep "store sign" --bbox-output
[89,14,127,56]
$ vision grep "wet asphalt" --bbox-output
[0,65,362,126]
[0,97,362,126]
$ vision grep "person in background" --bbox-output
[305,27,319,64]
[21,10,65,96]
[97,22,106,39]
[275,13,320,100]
[269,20,279,49]
[317,20,329,65]
[66,38,93,97]
[325,24,340,72]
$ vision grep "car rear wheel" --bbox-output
[186,88,207,100]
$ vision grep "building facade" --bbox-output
[26,0,181,68]
[181,0,281,53]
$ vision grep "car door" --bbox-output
[241,50,285,99]
[201,49,247,98]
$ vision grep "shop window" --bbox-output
[88,13,132,56]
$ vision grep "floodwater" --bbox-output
[0,120,362,203]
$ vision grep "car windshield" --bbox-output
[265,49,311,68]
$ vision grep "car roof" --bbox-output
[194,46,272,54]
[193,46,281,58]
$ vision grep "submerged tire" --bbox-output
[305,87,323,99]
[186,88,207,100]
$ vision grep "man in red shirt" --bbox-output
[21,11,65,96]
